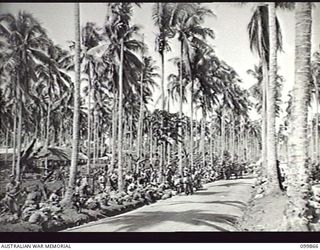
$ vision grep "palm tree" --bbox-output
[285,2,312,231]
[35,43,71,174]
[153,3,174,112]
[267,2,280,193]
[104,3,143,191]
[247,4,283,187]
[170,3,214,173]
[312,48,320,164]
[0,11,50,181]
[136,34,145,159]
[82,22,102,174]
[62,2,81,205]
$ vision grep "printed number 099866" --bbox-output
[300,244,318,248]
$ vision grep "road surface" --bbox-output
[65,176,255,232]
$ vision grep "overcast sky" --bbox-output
[1,2,320,120]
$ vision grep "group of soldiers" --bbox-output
[0,152,246,227]
[0,175,64,225]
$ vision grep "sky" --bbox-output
[1,2,320,120]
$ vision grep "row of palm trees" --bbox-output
[0,3,255,185]
[246,2,319,230]
[0,2,319,230]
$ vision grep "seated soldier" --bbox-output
[22,186,41,211]
[49,189,60,206]
[97,172,106,192]
[109,171,118,191]
[127,182,137,196]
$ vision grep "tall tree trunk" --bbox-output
[201,115,206,169]
[266,2,280,193]
[221,106,225,161]
[87,62,92,175]
[159,50,166,181]
[178,40,184,175]
[16,88,22,182]
[111,88,117,172]
[45,101,51,175]
[5,127,9,166]
[117,38,124,192]
[285,2,312,231]
[11,83,17,176]
[63,2,81,205]
[149,123,153,164]
[314,75,319,164]
[129,107,133,171]
[190,79,194,169]
[210,122,214,167]
[262,61,268,175]
[231,114,235,162]
[137,36,144,159]
[59,119,63,146]
[93,108,97,170]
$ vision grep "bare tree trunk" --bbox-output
[210,122,214,167]
[178,40,184,175]
[117,38,124,192]
[59,119,63,146]
[11,83,17,176]
[62,2,81,205]
[267,2,280,193]
[262,61,268,175]
[231,114,235,162]
[87,62,92,175]
[149,123,153,164]
[285,2,312,231]
[314,75,319,164]
[93,109,97,170]
[137,35,144,159]
[45,101,51,175]
[5,127,9,166]
[201,116,206,169]
[16,88,22,182]
[221,106,225,161]
[111,89,118,172]
[190,79,194,168]
[129,108,133,171]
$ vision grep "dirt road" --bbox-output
[65,177,255,232]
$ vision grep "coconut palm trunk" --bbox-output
[190,79,194,168]
[93,108,97,169]
[117,38,124,192]
[137,36,144,159]
[5,126,9,165]
[221,106,225,160]
[62,2,81,205]
[149,122,153,164]
[15,88,22,182]
[87,62,93,175]
[11,83,17,176]
[59,119,63,146]
[231,114,235,162]
[266,2,280,193]
[44,101,51,175]
[262,61,268,173]
[178,40,184,174]
[314,76,319,164]
[201,116,206,168]
[285,2,312,231]
[111,88,118,172]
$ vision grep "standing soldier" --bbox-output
[4,175,21,216]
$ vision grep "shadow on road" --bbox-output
[213,181,253,188]
[160,200,247,209]
[92,210,238,232]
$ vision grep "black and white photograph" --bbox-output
[0,1,320,235]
